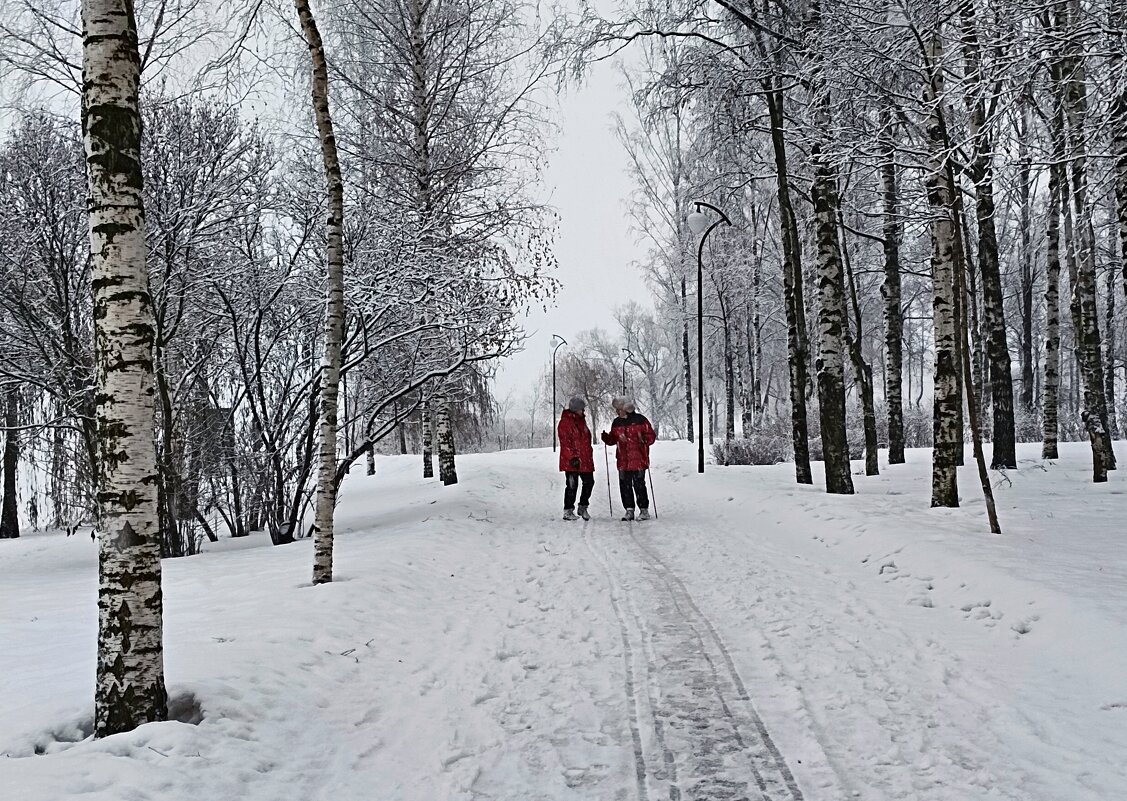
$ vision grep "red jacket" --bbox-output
[600,412,656,471]
[558,409,594,472]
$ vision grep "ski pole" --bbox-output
[604,443,614,516]
[647,468,658,520]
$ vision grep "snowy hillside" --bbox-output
[2,441,1126,800]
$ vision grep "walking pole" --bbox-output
[647,468,658,520]
[604,443,614,517]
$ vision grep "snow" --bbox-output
[2,440,1126,800]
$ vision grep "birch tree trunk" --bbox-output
[83,0,167,737]
[810,137,854,492]
[806,9,853,495]
[925,34,961,508]
[879,102,905,465]
[1059,7,1118,473]
[435,399,458,486]
[960,0,1015,469]
[422,397,434,478]
[1,388,19,538]
[296,0,346,585]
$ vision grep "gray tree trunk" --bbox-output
[1018,96,1036,413]
[1105,246,1118,437]
[682,276,693,442]
[879,102,905,465]
[296,0,347,586]
[1042,146,1064,460]
[1112,3,1127,298]
[83,0,167,737]
[953,165,1003,534]
[925,35,961,508]
[960,0,1015,469]
[841,216,879,477]
[422,397,434,478]
[1,388,19,538]
[767,88,812,484]
[722,308,735,441]
[751,237,764,423]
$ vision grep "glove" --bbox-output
[569,457,580,469]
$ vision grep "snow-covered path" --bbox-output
[3,442,1126,800]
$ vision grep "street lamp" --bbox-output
[551,334,567,452]
[686,201,731,474]
[621,348,634,396]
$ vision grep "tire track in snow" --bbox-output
[583,520,804,801]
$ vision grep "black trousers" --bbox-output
[564,471,594,509]
[618,469,649,510]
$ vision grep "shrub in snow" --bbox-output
[712,434,792,466]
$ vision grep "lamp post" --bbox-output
[621,348,634,395]
[686,201,731,474]
[551,334,567,452]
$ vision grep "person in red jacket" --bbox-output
[600,397,656,521]
[557,397,595,520]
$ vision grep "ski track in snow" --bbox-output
[582,516,811,801]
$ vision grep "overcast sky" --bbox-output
[492,57,654,400]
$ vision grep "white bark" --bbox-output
[925,33,961,509]
[83,0,167,737]
[436,397,458,486]
[296,0,346,585]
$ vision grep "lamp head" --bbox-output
[687,210,708,236]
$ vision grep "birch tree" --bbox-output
[924,32,961,508]
[808,4,853,495]
[1042,118,1064,459]
[435,393,458,485]
[82,0,167,737]
[295,0,347,585]
[1055,0,1117,476]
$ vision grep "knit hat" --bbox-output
[568,396,586,413]
[611,396,626,411]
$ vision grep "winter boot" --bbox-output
[637,508,650,521]
[621,508,635,522]
[563,508,578,521]
[577,505,590,521]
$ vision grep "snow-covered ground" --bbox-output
[2,441,1126,800]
